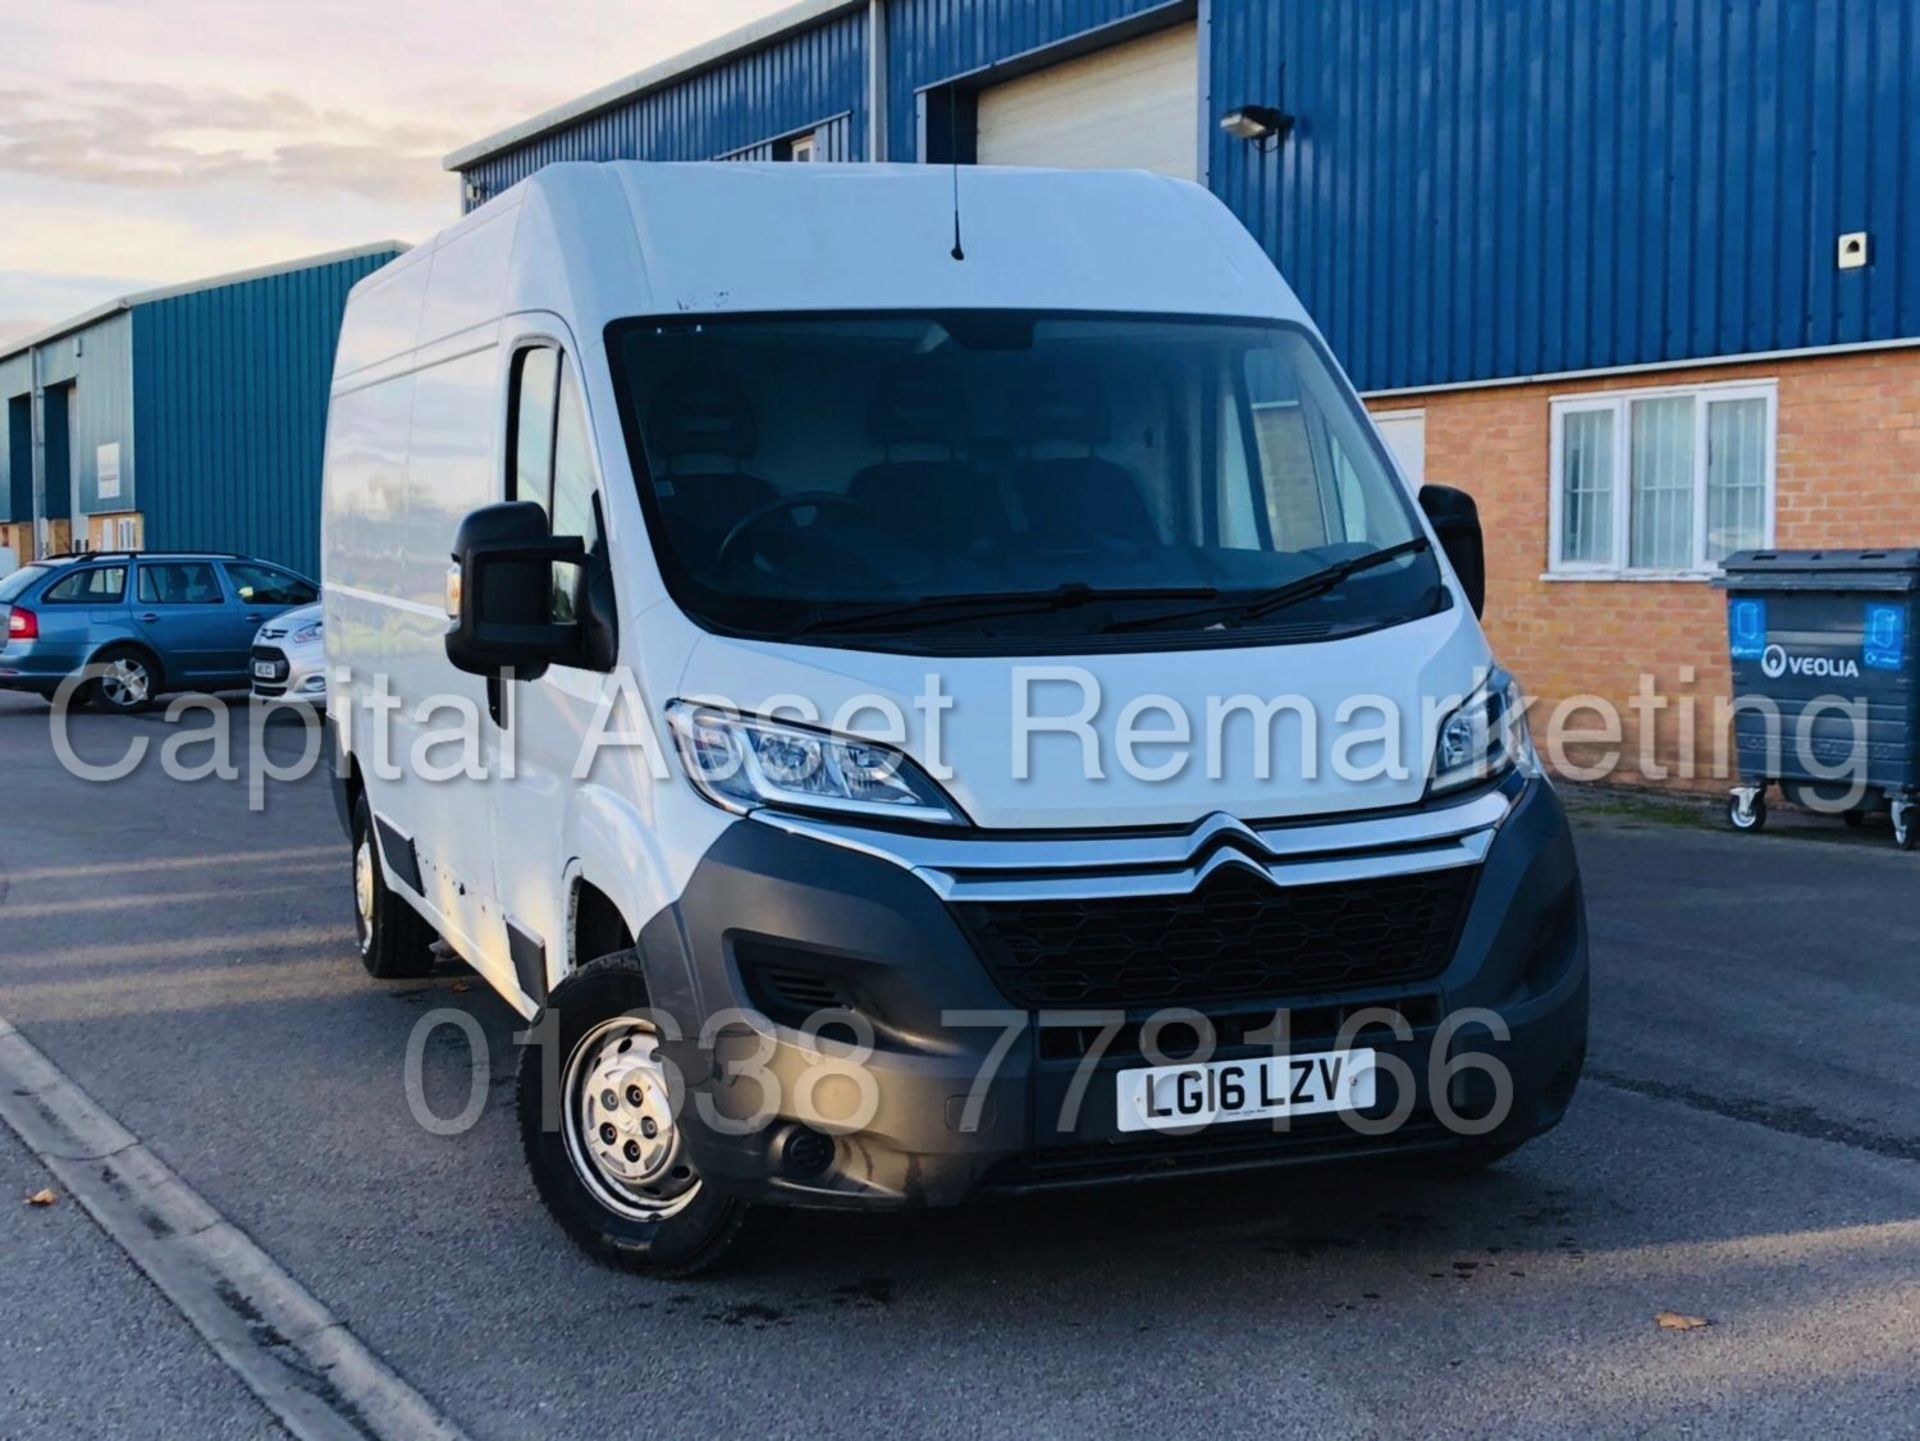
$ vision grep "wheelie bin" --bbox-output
[1716,549,1920,848]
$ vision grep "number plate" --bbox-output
[1115,1047,1375,1133]
[253,660,282,680]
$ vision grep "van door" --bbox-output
[393,342,517,985]
[485,330,619,1006]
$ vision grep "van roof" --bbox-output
[339,163,1314,377]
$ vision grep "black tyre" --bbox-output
[350,793,438,979]
[520,950,776,1277]
[88,646,160,714]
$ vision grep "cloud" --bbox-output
[0,0,797,327]
[0,80,464,202]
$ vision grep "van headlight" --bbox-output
[665,701,965,827]
[291,620,323,645]
[1428,670,1538,795]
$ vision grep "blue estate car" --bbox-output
[0,552,318,712]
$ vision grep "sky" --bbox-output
[0,0,792,346]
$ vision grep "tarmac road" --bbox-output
[0,691,1915,1439]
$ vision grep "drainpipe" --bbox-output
[867,0,888,162]
[28,348,44,559]
[1196,0,1213,189]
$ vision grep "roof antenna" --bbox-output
[947,85,966,261]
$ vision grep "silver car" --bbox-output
[250,602,326,703]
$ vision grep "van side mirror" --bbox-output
[445,502,585,682]
[1419,484,1486,618]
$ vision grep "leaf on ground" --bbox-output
[1655,1311,1711,1331]
[24,1188,57,1207]
[450,980,471,994]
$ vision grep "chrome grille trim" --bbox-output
[747,788,1510,902]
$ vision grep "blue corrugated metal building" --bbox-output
[443,0,1920,783]
[0,243,403,576]
[447,0,1919,393]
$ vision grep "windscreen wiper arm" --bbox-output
[788,582,1221,638]
[1103,537,1432,635]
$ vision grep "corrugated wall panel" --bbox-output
[0,315,135,523]
[53,313,137,517]
[0,352,33,523]
[449,0,1919,387]
[132,250,399,576]
[462,10,868,206]
[884,0,1179,160]
[1209,0,1920,391]
[719,110,857,161]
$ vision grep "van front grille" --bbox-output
[952,864,1476,1010]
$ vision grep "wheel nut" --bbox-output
[601,1089,619,1109]
[626,1085,645,1106]
[623,1140,642,1162]
[599,1123,617,1145]
[641,1117,659,1139]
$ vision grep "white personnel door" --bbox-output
[1373,411,1428,487]
[975,23,1200,181]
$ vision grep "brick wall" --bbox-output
[1371,346,1920,790]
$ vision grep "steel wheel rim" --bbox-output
[101,658,149,707]
[353,839,375,953]
[561,1017,700,1221]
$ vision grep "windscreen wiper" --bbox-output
[1103,537,1433,635]
[788,582,1221,638]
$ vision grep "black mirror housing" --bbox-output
[1419,483,1486,618]
[445,502,586,682]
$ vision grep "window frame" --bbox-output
[507,342,563,512]
[502,334,611,645]
[135,560,227,606]
[1547,378,1777,581]
[220,561,317,608]
[42,565,127,604]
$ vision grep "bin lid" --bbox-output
[1714,549,1920,592]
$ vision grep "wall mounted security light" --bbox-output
[1221,105,1294,148]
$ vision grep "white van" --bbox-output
[323,163,1587,1275]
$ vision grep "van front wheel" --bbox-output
[520,951,774,1277]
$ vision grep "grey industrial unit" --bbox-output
[1718,550,1920,847]
[0,243,403,576]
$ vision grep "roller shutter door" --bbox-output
[975,23,1200,181]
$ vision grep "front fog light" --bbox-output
[665,702,965,826]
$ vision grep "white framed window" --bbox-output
[1548,379,1776,579]
[787,132,817,162]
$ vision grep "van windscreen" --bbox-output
[608,313,1444,653]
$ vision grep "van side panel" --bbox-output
[333,260,430,379]
[324,200,527,982]
[376,341,509,972]
[322,376,416,604]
